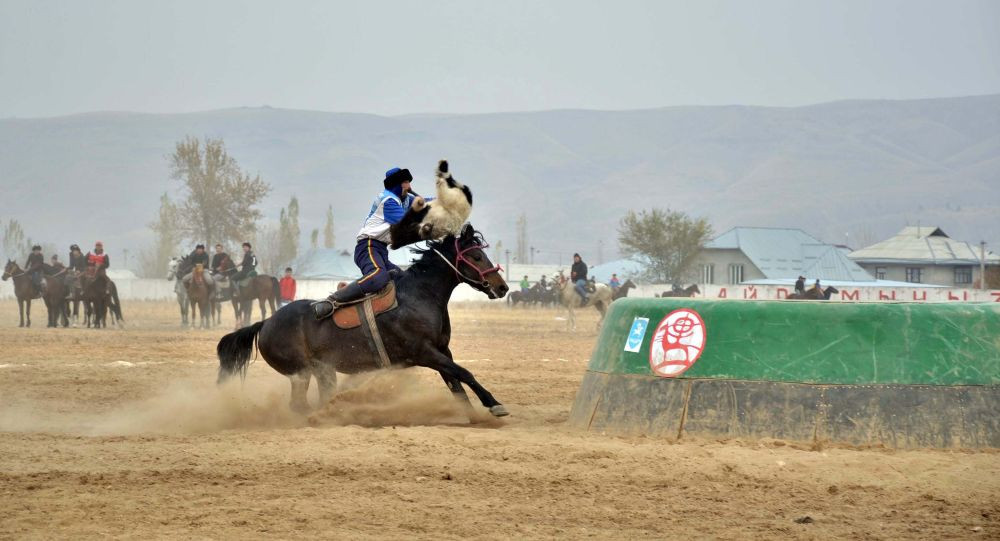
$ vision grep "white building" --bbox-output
[849,226,999,287]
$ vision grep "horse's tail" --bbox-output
[217,320,264,384]
[270,276,280,310]
[110,283,124,321]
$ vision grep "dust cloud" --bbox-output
[0,367,481,436]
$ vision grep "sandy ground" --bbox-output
[0,299,998,540]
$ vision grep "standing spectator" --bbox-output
[279,267,297,307]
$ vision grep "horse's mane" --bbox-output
[407,229,489,273]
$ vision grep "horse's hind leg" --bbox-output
[439,372,476,418]
[437,346,475,415]
[288,371,312,414]
[314,363,338,406]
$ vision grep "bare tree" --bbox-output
[252,223,283,276]
[1,219,32,262]
[168,137,271,247]
[618,209,713,283]
[323,205,335,249]
[138,193,182,278]
[278,196,300,267]
[516,214,527,263]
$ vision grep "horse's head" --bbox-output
[690,284,701,295]
[166,258,179,280]
[448,224,508,299]
[2,259,19,281]
[623,279,636,289]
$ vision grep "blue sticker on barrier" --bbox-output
[624,317,650,353]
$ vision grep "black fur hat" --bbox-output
[383,167,413,189]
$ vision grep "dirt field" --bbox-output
[1,299,998,539]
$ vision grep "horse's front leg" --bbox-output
[419,346,507,417]
[25,299,31,328]
[17,299,24,327]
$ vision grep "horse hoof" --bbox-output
[489,405,510,417]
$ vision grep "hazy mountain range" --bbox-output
[1,94,998,268]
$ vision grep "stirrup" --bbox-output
[312,299,335,320]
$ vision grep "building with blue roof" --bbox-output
[290,247,421,280]
[696,227,875,285]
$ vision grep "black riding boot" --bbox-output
[313,281,367,319]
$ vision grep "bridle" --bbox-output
[2,263,25,279]
[431,236,503,289]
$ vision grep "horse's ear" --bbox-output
[460,223,475,240]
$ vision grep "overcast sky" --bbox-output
[1,0,998,118]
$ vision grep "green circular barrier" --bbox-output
[568,298,1000,448]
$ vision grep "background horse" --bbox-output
[612,279,637,300]
[80,267,110,328]
[2,260,39,327]
[209,254,239,326]
[232,274,279,328]
[558,280,613,331]
[166,257,190,326]
[217,225,510,417]
[42,264,70,327]
[659,284,701,298]
[787,285,839,300]
[185,263,214,328]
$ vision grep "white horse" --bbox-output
[166,257,189,326]
[558,280,613,331]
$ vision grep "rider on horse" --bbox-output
[182,244,214,287]
[794,275,806,296]
[571,253,589,304]
[313,166,432,318]
[211,244,231,276]
[68,244,87,272]
[66,244,87,300]
[86,241,109,270]
[25,245,45,296]
[230,242,257,290]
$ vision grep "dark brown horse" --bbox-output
[42,264,70,327]
[232,274,279,328]
[185,263,214,328]
[612,279,637,300]
[659,284,701,298]
[787,285,839,300]
[217,225,510,416]
[2,260,39,327]
[80,267,110,328]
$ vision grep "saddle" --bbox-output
[330,282,398,330]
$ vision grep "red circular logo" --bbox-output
[648,308,707,377]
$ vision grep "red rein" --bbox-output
[453,237,502,285]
